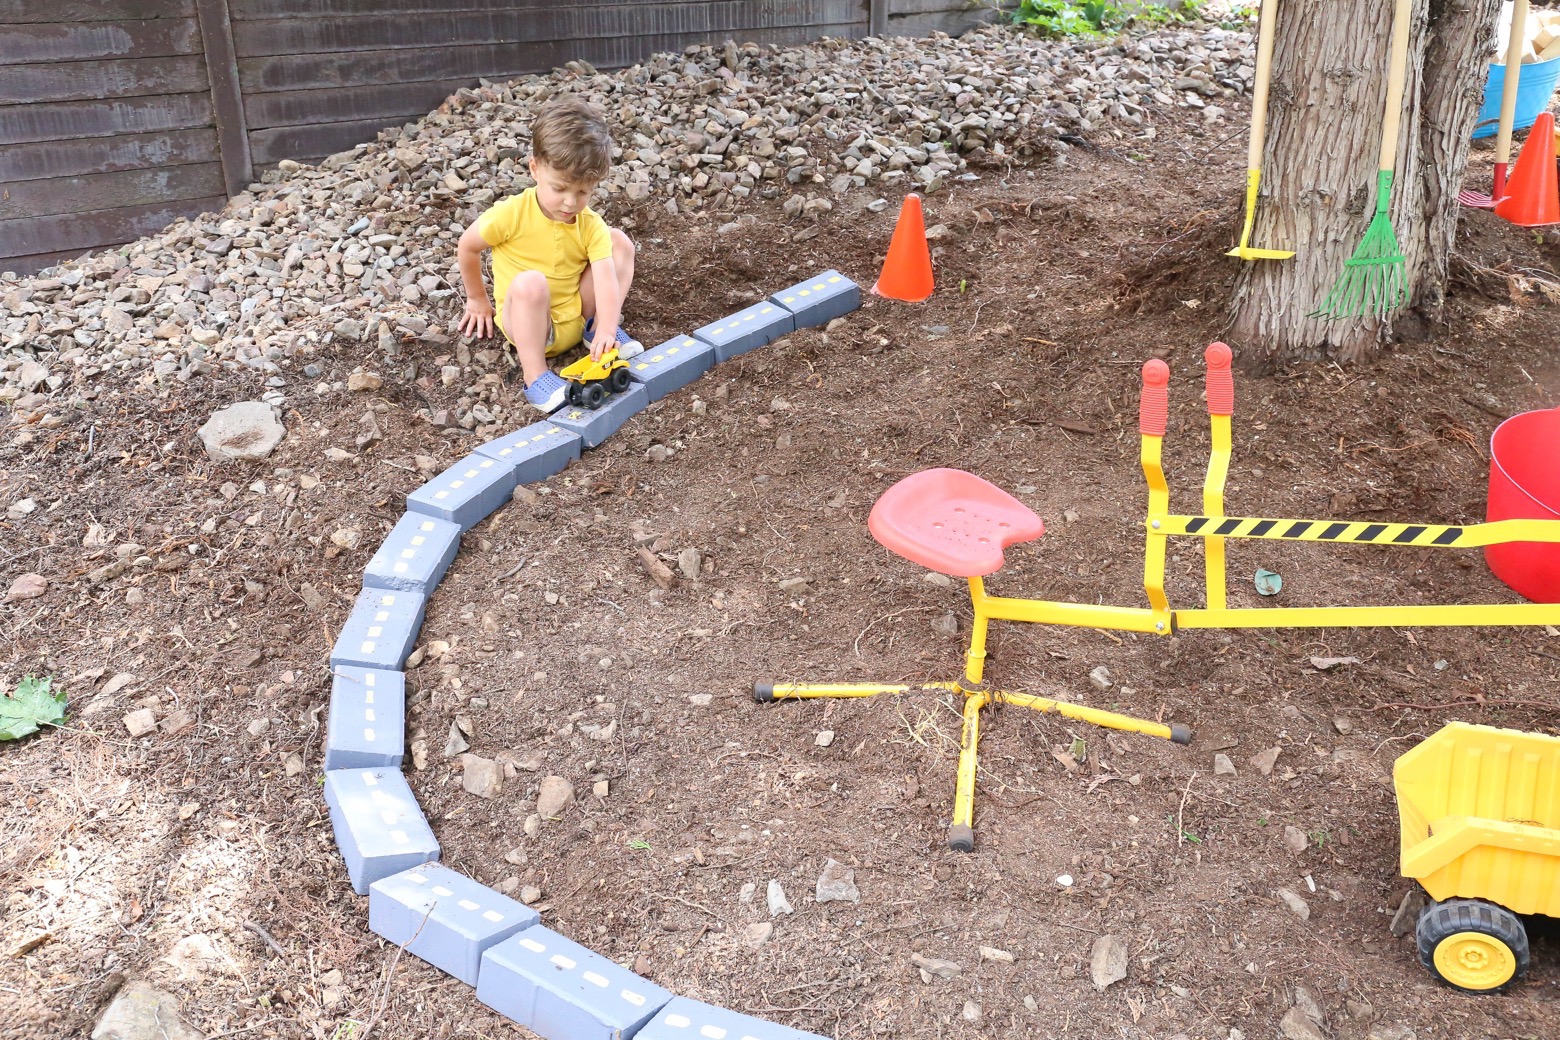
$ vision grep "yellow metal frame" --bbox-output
[760,345,1560,852]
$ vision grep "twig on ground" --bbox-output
[359,904,433,1039]
[1176,771,1198,847]
[244,920,287,959]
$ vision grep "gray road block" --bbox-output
[406,453,517,530]
[477,926,672,1040]
[638,997,830,1040]
[475,421,582,483]
[330,588,426,671]
[626,335,715,402]
[692,300,795,362]
[368,863,539,986]
[547,382,649,450]
[363,513,462,595]
[323,768,439,895]
[324,666,406,771]
[769,270,861,329]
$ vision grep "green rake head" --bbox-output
[1309,170,1407,322]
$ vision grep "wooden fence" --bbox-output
[0,0,992,276]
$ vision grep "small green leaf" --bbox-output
[627,838,652,851]
[0,676,67,741]
[1069,736,1087,762]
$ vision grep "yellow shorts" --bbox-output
[495,307,586,359]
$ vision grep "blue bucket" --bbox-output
[1474,56,1560,138]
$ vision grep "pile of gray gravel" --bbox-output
[1,21,1255,433]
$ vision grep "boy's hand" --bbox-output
[588,326,616,362]
[459,298,495,339]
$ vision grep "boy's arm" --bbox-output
[457,224,494,339]
[586,256,620,361]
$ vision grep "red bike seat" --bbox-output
[868,468,1044,577]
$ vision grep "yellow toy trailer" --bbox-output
[1394,722,1560,992]
[558,347,632,410]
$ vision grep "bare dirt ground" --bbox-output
[3,81,1559,1040]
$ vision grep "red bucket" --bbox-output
[1486,408,1560,603]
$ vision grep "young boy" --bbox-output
[456,96,642,412]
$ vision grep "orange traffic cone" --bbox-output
[872,194,934,302]
[1495,113,1560,227]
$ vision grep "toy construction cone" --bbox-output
[872,194,934,302]
[1495,113,1560,227]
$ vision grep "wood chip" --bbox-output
[637,546,675,590]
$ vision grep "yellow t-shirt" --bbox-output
[475,187,613,326]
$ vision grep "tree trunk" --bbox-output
[1229,0,1500,366]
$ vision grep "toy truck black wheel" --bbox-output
[566,382,582,407]
[581,383,606,410]
[1416,898,1529,993]
[609,367,632,394]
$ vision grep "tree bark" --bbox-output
[1228,0,1500,366]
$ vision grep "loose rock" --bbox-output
[461,753,503,798]
[91,981,202,1040]
[536,775,574,818]
[197,402,284,462]
[815,858,860,903]
[767,879,794,917]
[1275,887,1311,921]
[1089,933,1128,990]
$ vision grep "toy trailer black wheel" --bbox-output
[608,368,631,393]
[1416,898,1529,993]
[582,383,606,410]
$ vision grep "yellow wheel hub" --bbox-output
[1433,930,1517,990]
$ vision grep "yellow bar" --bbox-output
[1157,514,1560,548]
[992,690,1186,743]
[1177,603,1560,629]
[1203,413,1231,609]
[763,683,911,699]
[982,595,1167,634]
[966,576,989,685]
[951,689,989,832]
[1141,435,1170,616]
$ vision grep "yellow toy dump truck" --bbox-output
[558,347,631,410]
[1394,721,1560,992]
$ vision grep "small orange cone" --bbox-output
[872,194,934,302]
[1495,113,1560,227]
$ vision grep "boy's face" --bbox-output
[529,158,597,223]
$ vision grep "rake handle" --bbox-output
[1496,0,1530,164]
[1376,0,1413,175]
[1205,342,1234,416]
[1246,0,1281,171]
[1140,359,1170,437]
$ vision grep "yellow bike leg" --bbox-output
[1203,343,1234,609]
[965,577,990,684]
[948,688,989,853]
[993,690,1192,744]
[753,682,911,702]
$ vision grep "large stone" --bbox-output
[815,858,860,903]
[536,775,574,818]
[1089,934,1128,990]
[197,402,284,463]
[92,982,203,1040]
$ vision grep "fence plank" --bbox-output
[0,195,227,258]
[0,1,197,23]
[233,0,728,16]
[0,163,225,221]
[3,248,95,278]
[244,78,477,130]
[0,18,202,66]
[0,93,212,147]
[889,9,995,35]
[0,128,218,182]
[232,1,862,56]
[0,54,209,106]
[249,116,401,165]
[195,0,255,197]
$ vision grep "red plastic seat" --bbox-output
[868,468,1044,577]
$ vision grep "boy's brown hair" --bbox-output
[529,96,612,183]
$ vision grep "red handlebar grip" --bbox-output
[1139,359,1170,437]
[1204,342,1234,417]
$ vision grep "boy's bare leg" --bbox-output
[502,271,553,385]
[578,228,636,326]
